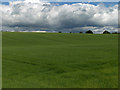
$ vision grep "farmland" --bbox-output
[2,32,118,88]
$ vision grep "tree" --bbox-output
[58,31,62,33]
[103,31,110,34]
[85,30,93,34]
[79,32,83,34]
[112,32,118,34]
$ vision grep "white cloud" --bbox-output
[1,0,120,2]
[0,0,118,32]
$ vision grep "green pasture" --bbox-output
[2,32,118,88]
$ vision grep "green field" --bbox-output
[2,32,118,88]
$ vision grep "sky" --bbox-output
[0,0,120,2]
[0,0,119,33]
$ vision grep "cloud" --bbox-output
[1,0,119,2]
[0,0,118,32]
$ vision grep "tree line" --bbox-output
[58,30,118,34]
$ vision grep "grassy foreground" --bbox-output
[2,32,118,88]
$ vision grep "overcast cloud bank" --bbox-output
[0,0,118,33]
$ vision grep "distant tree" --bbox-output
[103,31,110,34]
[85,30,93,34]
[70,32,72,33]
[112,32,118,34]
[58,31,62,33]
[79,32,83,34]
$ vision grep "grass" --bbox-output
[2,32,118,88]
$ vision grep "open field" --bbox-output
[2,32,118,88]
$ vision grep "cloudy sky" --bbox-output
[0,0,120,2]
[0,0,119,33]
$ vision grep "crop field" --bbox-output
[2,32,118,88]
